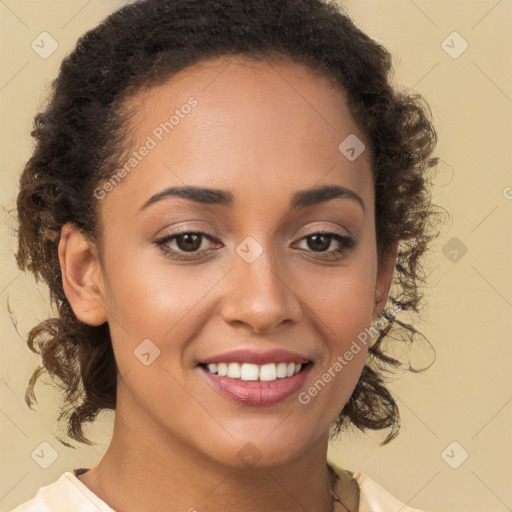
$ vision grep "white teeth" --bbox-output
[240,363,259,381]
[276,362,288,378]
[217,362,227,376]
[260,363,277,381]
[205,362,306,381]
[227,362,241,379]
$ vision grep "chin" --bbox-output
[194,421,324,470]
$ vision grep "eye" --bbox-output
[154,230,221,260]
[154,229,356,262]
[293,232,356,260]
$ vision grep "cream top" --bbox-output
[10,465,425,512]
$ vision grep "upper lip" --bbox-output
[200,349,311,366]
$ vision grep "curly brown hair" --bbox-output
[16,0,443,446]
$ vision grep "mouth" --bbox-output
[197,361,313,406]
[199,361,312,381]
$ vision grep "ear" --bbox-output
[58,222,107,326]
[372,240,399,321]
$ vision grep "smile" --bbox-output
[199,362,313,406]
[204,362,304,381]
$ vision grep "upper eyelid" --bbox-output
[156,219,353,238]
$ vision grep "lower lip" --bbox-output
[200,364,312,406]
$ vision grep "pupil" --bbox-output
[308,234,329,251]
[178,233,201,251]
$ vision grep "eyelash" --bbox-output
[154,228,356,262]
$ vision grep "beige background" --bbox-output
[1,1,511,511]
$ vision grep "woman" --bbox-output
[11,0,440,510]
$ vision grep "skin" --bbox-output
[59,55,398,512]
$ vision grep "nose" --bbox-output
[220,246,303,334]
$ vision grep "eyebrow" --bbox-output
[139,184,365,213]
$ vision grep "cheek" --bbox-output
[293,247,377,414]
[100,244,230,370]
[294,250,378,347]
[300,267,374,385]
[296,266,374,424]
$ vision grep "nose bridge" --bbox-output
[220,237,302,333]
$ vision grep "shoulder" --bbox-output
[8,470,114,512]
[329,462,427,512]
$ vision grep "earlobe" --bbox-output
[373,240,399,320]
[58,222,107,326]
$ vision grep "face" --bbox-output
[64,55,396,468]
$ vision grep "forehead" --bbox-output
[102,55,373,216]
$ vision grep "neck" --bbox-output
[80,392,351,512]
